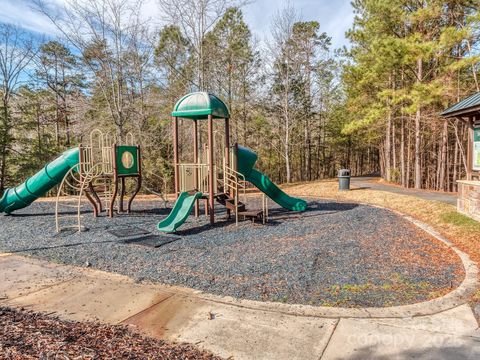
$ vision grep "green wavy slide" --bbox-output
[0,148,79,214]
[157,191,203,233]
[237,145,307,212]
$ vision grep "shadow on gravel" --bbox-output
[7,209,92,217]
[128,208,172,216]
[6,207,171,218]
[6,239,119,254]
[306,202,359,211]
[174,219,233,236]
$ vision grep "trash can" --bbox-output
[338,169,350,191]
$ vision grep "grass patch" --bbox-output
[312,280,443,307]
[341,283,372,293]
[472,289,480,303]
[440,211,480,229]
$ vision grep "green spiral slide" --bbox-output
[237,145,307,212]
[0,147,79,214]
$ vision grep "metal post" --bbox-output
[235,180,238,226]
[224,117,231,218]
[225,118,230,168]
[173,117,179,198]
[193,119,199,217]
[208,115,215,224]
[127,146,142,213]
[467,116,474,180]
[109,144,118,218]
[120,177,126,212]
[234,143,239,171]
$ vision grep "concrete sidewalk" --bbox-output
[351,176,458,205]
[1,253,479,360]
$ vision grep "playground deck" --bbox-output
[0,196,464,308]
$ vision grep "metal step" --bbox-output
[238,209,264,222]
[225,199,246,212]
[215,193,246,212]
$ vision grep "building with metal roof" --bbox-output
[441,92,480,222]
[441,92,480,118]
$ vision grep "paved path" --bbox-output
[1,253,479,360]
[351,177,458,205]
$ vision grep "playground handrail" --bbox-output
[223,160,247,225]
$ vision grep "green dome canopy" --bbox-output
[171,92,230,119]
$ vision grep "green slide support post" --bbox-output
[0,147,80,214]
[236,145,307,212]
[157,191,203,233]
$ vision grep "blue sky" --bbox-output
[0,0,354,49]
[243,0,354,49]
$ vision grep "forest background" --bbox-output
[1,0,479,194]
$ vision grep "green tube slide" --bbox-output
[0,147,80,214]
[237,145,307,212]
[157,191,203,233]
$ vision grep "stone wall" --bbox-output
[457,180,480,222]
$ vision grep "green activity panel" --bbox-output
[116,146,140,175]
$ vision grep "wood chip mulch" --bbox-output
[0,307,223,360]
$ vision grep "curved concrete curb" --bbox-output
[192,200,479,319]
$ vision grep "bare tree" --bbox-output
[266,4,299,183]
[0,24,36,194]
[157,0,246,90]
[35,0,154,140]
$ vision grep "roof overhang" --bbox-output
[441,106,480,119]
[441,92,480,119]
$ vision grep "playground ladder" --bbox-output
[55,164,91,233]
[90,175,116,215]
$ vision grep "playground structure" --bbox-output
[0,92,306,234]
[55,130,142,232]
[158,92,307,233]
[0,129,142,232]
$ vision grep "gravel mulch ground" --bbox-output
[0,197,464,307]
[0,306,222,359]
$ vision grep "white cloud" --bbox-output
[0,0,59,35]
[0,0,160,35]
[0,0,353,49]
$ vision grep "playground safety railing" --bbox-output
[223,161,247,225]
[178,163,211,194]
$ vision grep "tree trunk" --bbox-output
[414,57,423,189]
[0,101,10,195]
[406,116,412,188]
[452,119,459,191]
[438,120,448,191]
[392,116,396,181]
[385,110,392,181]
[400,116,405,186]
